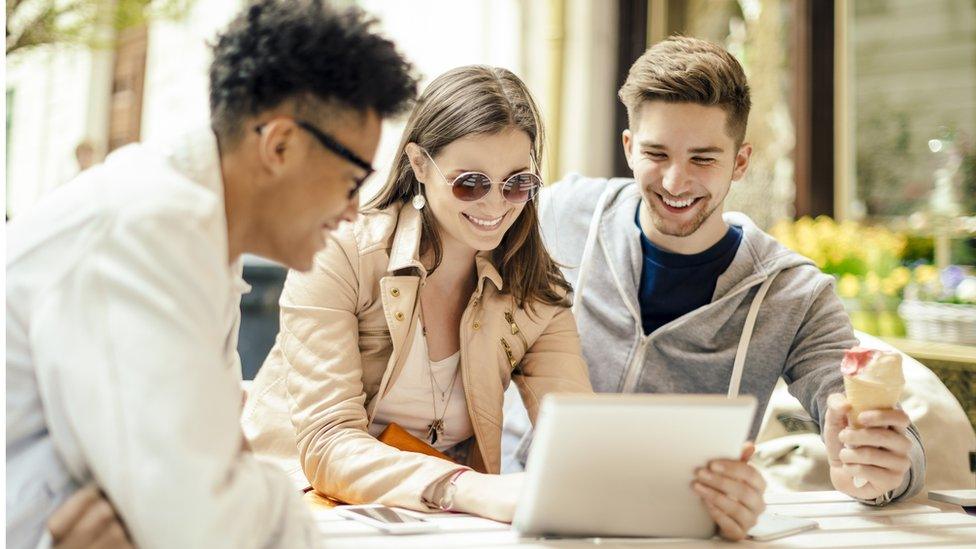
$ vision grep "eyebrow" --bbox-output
[638,142,724,154]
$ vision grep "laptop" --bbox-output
[512,394,757,539]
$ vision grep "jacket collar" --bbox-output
[387,204,504,293]
[155,127,249,291]
[156,127,225,198]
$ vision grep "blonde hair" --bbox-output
[367,65,571,309]
[618,35,751,144]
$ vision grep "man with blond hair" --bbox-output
[509,35,925,541]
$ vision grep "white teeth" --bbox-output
[662,196,695,208]
[465,213,504,228]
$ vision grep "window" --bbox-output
[6,88,13,220]
[843,0,975,221]
[641,0,799,229]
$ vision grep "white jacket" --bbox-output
[5,130,315,548]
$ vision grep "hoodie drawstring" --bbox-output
[572,186,614,316]
[727,272,779,398]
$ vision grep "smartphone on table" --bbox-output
[335,504,440,535]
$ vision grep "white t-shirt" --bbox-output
[369,322,473,451]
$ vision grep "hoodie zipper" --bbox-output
[617,274,774,394]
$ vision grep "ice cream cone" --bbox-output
[840,347,905,488]
[843,375,903,428]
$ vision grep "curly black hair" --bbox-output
[208,0,418,142]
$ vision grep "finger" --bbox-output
[696,467,765,515]
[839,447,911,473]
[91,521,131,549]
[740,441,756,462]
[70,499,117,543]
[843,463,903,489]
[840,427,912,455]
[693,481,758,533]
[856,409,910,432]
[703,500,747,541]
[827,393,851,415]
[48,484,101,541]
[826,393,851,429]
[708,460,767,496]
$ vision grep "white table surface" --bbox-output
[311,490,976,548]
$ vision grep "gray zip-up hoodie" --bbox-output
[530,174,925,502]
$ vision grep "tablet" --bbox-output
[512,393,757,539]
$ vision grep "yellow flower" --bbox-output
[890,266,911,288]
[837,274,861,298]
[914,265,938,285]
[881,277,900,296]
[865,271,881,294]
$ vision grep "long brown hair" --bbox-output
[366,65,571,310]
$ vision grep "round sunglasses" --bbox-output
[423,149,542,203]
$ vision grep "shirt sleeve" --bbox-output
[783,277,925,503]
[513,304,593,424]
[31,208,316,548]
[279,230,459,510]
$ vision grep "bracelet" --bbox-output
[439,468,470,511]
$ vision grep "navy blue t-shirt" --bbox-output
[636,207,743,335]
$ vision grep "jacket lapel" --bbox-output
[372,206,427,403]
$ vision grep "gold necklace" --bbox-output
[418,294,461,445]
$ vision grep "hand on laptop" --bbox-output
[692,442,766,541]
[452,471,525,523]
[824,393,912,500]
[49,484,133,549]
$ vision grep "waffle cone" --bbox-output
[843,375,903,428]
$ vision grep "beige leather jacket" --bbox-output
[243,203,592,510]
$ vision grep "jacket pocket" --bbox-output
[358,328,391,341]
[358,329,392,354]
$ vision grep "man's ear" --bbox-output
[621,129,635,171]
[731,142,752,182]
[256,118,298,176]
[404,142,427,183]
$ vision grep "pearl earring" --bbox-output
[412,193,426,210]
[412,181,426,210]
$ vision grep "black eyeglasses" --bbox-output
[254,119,375,198]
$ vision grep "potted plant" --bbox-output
[899,265,976,345]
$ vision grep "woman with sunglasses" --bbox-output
[242,65,591,522]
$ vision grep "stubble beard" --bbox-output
[645,191,719,237]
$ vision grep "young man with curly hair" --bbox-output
[6,1,416,547]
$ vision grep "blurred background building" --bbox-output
[5,1,975,426]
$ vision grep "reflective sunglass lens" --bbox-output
[503,173,541,202]
[452,173,492,201]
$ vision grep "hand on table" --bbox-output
[692,442,766,541]
[48,484,132,549]
[824,393,912,500]
[452,471,525,523]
